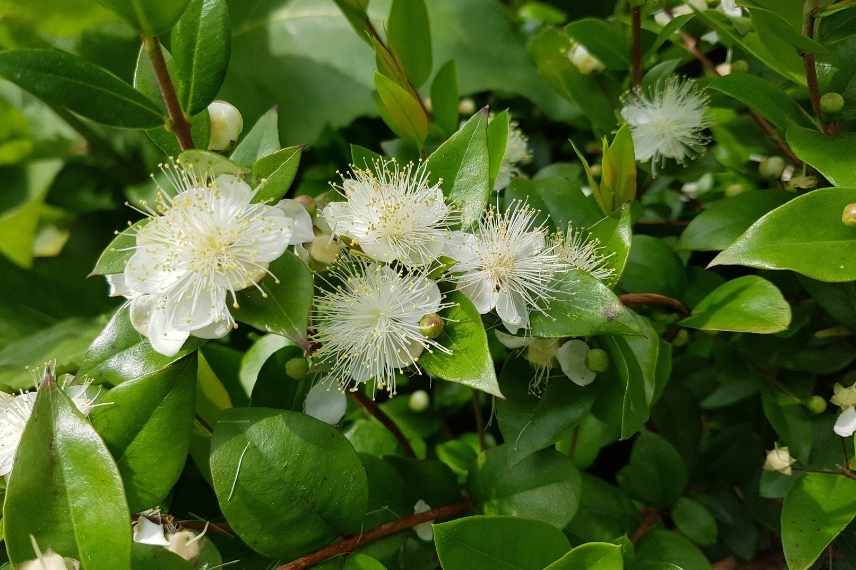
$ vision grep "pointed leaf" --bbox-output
[680,275,791,333]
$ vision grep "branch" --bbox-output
[142,35,194,151]
[349,391,414,457]
[620,293,689,316]
[630,508,661,543]
[803,4,836,135]
[278,500,471,570]
[631,6,643,87]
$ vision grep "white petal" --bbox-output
[557,340,596,386]
[835,407,856,438]
[243,206,293,263]
[129,295,156,337]
[214,174,253,214]
[514,231,545,258]
[413,499,433,541]
[192,317,232,340]
[495,290,529,330]
[401,275,443,322]
[322,201,353,236]
[444,231,481,270]
[494,330,531,349]
[124,246,185,295]
[460,276,498,314]
[360,238,399,263]
[145,298,191,357]
[304,384,347,425]
[278,199,315,244]
[105,273,134,298]
[133,517,170,546]
[166,285,221,332]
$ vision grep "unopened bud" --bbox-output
[309,233,342,265]
[730,60,749,73]
[294,194,316,216]
[763,446,795,476]
[419,313,444,339]
[759,156,785,179]
[409,389,430,412]
[458,98,476,115]
[285,357,309,380]
[842,203,856,227]
[585,348,610,373]
[168,530,202,561]
[672,328,690,347]
[821,92,845,114]
[805,395,828,415]
[568,44,605,75]
[207,100,243,151]
[724,183,745,198]
[589,163,602,178]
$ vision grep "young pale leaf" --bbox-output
[231,107,280,167]
[210,407,368,559]
[91,353,197,512]
[711,187,856,282]
[252,145,304,203]
[419,291,503,398]
[786,127,856,187]
[173,0,231,114]
[387,0,432,88]
[599,124,636,210]
[434,516,571,570]
[565,18,630,70]
[782,473,856,570]
[4,376,132,568]
[0,49,163,128]
[430,60,458,136]
[680,276,791,334]
[97,0,190,35]
[588,205,633,287]
[486,110,509,191]
[374,72,428,146]
[544,542,623,569]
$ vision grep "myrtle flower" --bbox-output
[413,500,434,541]
[763,445,796,476]
[831,382,856,438]
[18,550,78,570]
[322,160,451,267]
[567,44,605,75]
[553,225,614,282]
[133,513,203,561]
[313,260,449,394]
[106,163,312,357]
[495,332,597,394]
[620,76,710,174]
[495,120,532,191]
[446,204,563,333]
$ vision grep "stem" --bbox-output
[631,6,643,88]
[620,293,689,316]
[142,35,194,151]
[472,392,487,452]
[278,500,471,570]
[802,3,835,135]
[349,391,414,457]
[630,508,660,543]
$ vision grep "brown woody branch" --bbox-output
[142,35,194,151]
[630,508,661,543]
[803,4,836,135]
[631,6,643,88]
[350,391,415,457]
[620,293,689,316]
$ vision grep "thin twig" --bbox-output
[278,500,471,570]
[630,508,661,543]
[802,3,836,135]
[142,35,194,150]
[349,391,414,457]
[631,6,643,88]
[620,293,689,316]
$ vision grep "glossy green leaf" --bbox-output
[708,73,812,131]
[800,277,856,328]
[252,145,303,203]
[131,543,194,569]
[621,235,686,299]
[430,60,458,136]
[761,387,812,463]
[91,353,196,512]
[173,0,231,114]
[210,407,368,559]
[4,376,131,568]
[97,0,190,34]
[387,0,432,87]
[565,18,630,70]
[178,149,247,176]
[544,542,623,569]
[90,220,146,276]
[598,123,636,212]
[782,473,856,570]
[433,516,571,570]
[671,497,717,546]
[507,176,603,230]
[566,474,641,543]
[419,291,503,398]
[786,127,856,187]
[230,107,280,167]
[635,529,711,570]
[617,431,687,508]
[486,110,509,191]
[711,187,856,282]
[680,276,791,333]
[0,49,163,128]
[588,205,633,287]
[374,72,428,145]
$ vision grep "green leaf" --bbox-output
[782,473,856,570]
[531,270,640,338]
[90,220,147,276]
[178,149,247,176]
[621,236,686,299]
[252,145,304,204]
[132,543,194,569]
[210,407,368,559]
[91,353,196,512]
[588,205,633,288]
[761,386,812,463]
[426,109,490,226]
[4,376,131,568]
[469,445,581,529]
[599,124,636,213]
[708,73,812,131]
[230,107,280,167]
[617,431,687,508]
[173,0,231,114]
[97,0,190,34]
[0,160,62,268]
[387,0,432,88]
[679,190,792,252]
[671,497,718,546]
[419,291,503,398]
[0,49,163,128]
[487,110,509,192]
[786,127,856,187]
[565,18,630,70]
[635,529,711,570]
[507,176,603,230]
[800,277,856,329]
[545,542,623,569]
[433,516,571,570]
[374,72,428,145]
[680,276,791,333]
[567,474,641,543]
[711,187,856,282]
[430,60,458,136]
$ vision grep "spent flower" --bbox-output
[553,225,614,282]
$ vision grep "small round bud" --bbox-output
[585,348,610,373]
[419,313,444,339]
[759,156,785,179]
[763,446,795,476]
[821,92,845,114]
[458,98,476,115]
[294,194,317,217]
[842,203,856,227]
[725,183,746,198]
[285,357,309,380]
[805,395,828,415]
[730,59,749,73]
[207,100,243,151]
[672,328,690,347]
[409,389,430,412]
[309,234,342,265]
[589,163,602,178]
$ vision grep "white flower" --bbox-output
[556,339,596,387]
[313,260,449,394]
[763,445,796,476]
[831,382,856,409]
[620,76,710,174]
[495,120,531,191]
[835,408,856,438]
[831,383,856,438]
[18,550,78,570]
[303,382,347,424]
[553,225,614,282]
[568,44,605,75]
[168,530,202,561]
[413,499,434,541]
[322,160,451,267]
[446,203,563,334]
[133,514,203,561]
[719,0,742,18]
[107,164,309,357]
[495,332,596,394]
[133,516,169,546]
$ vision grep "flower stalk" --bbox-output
[142,35,194,150]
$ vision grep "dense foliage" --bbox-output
[1,0,856,569]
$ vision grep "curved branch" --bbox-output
[350,391,414,457]
[620,293,689,316]
[142,35,194,151]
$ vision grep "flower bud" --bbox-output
[458,98,476,115]
[207,100,243,151]
[168,530,202,561]
[724,183,745,198]
[419,313,444,339]
[763,446,795,476]
[409,389,430,412]
[730,59,749,73]
[309,233,342,266]
[831,382,856,409]
[758,156,785,179]
[294,194,317,217]
[285,357,309,380]
[804,395,827,415]
[821,92,845,114]
[568,44,605,75]
[842,203,856,227]
[589,163,602,178]
[585,348,610,373]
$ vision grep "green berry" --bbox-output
[585,348,610,373]
[804,395,827,415]
[724,183,746,198]
[843,204,856,227]
[821,92,845,114]
[759,156,785,179]
[409,390,430,412]
[284,357,309,379]
[419,313,444,339]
